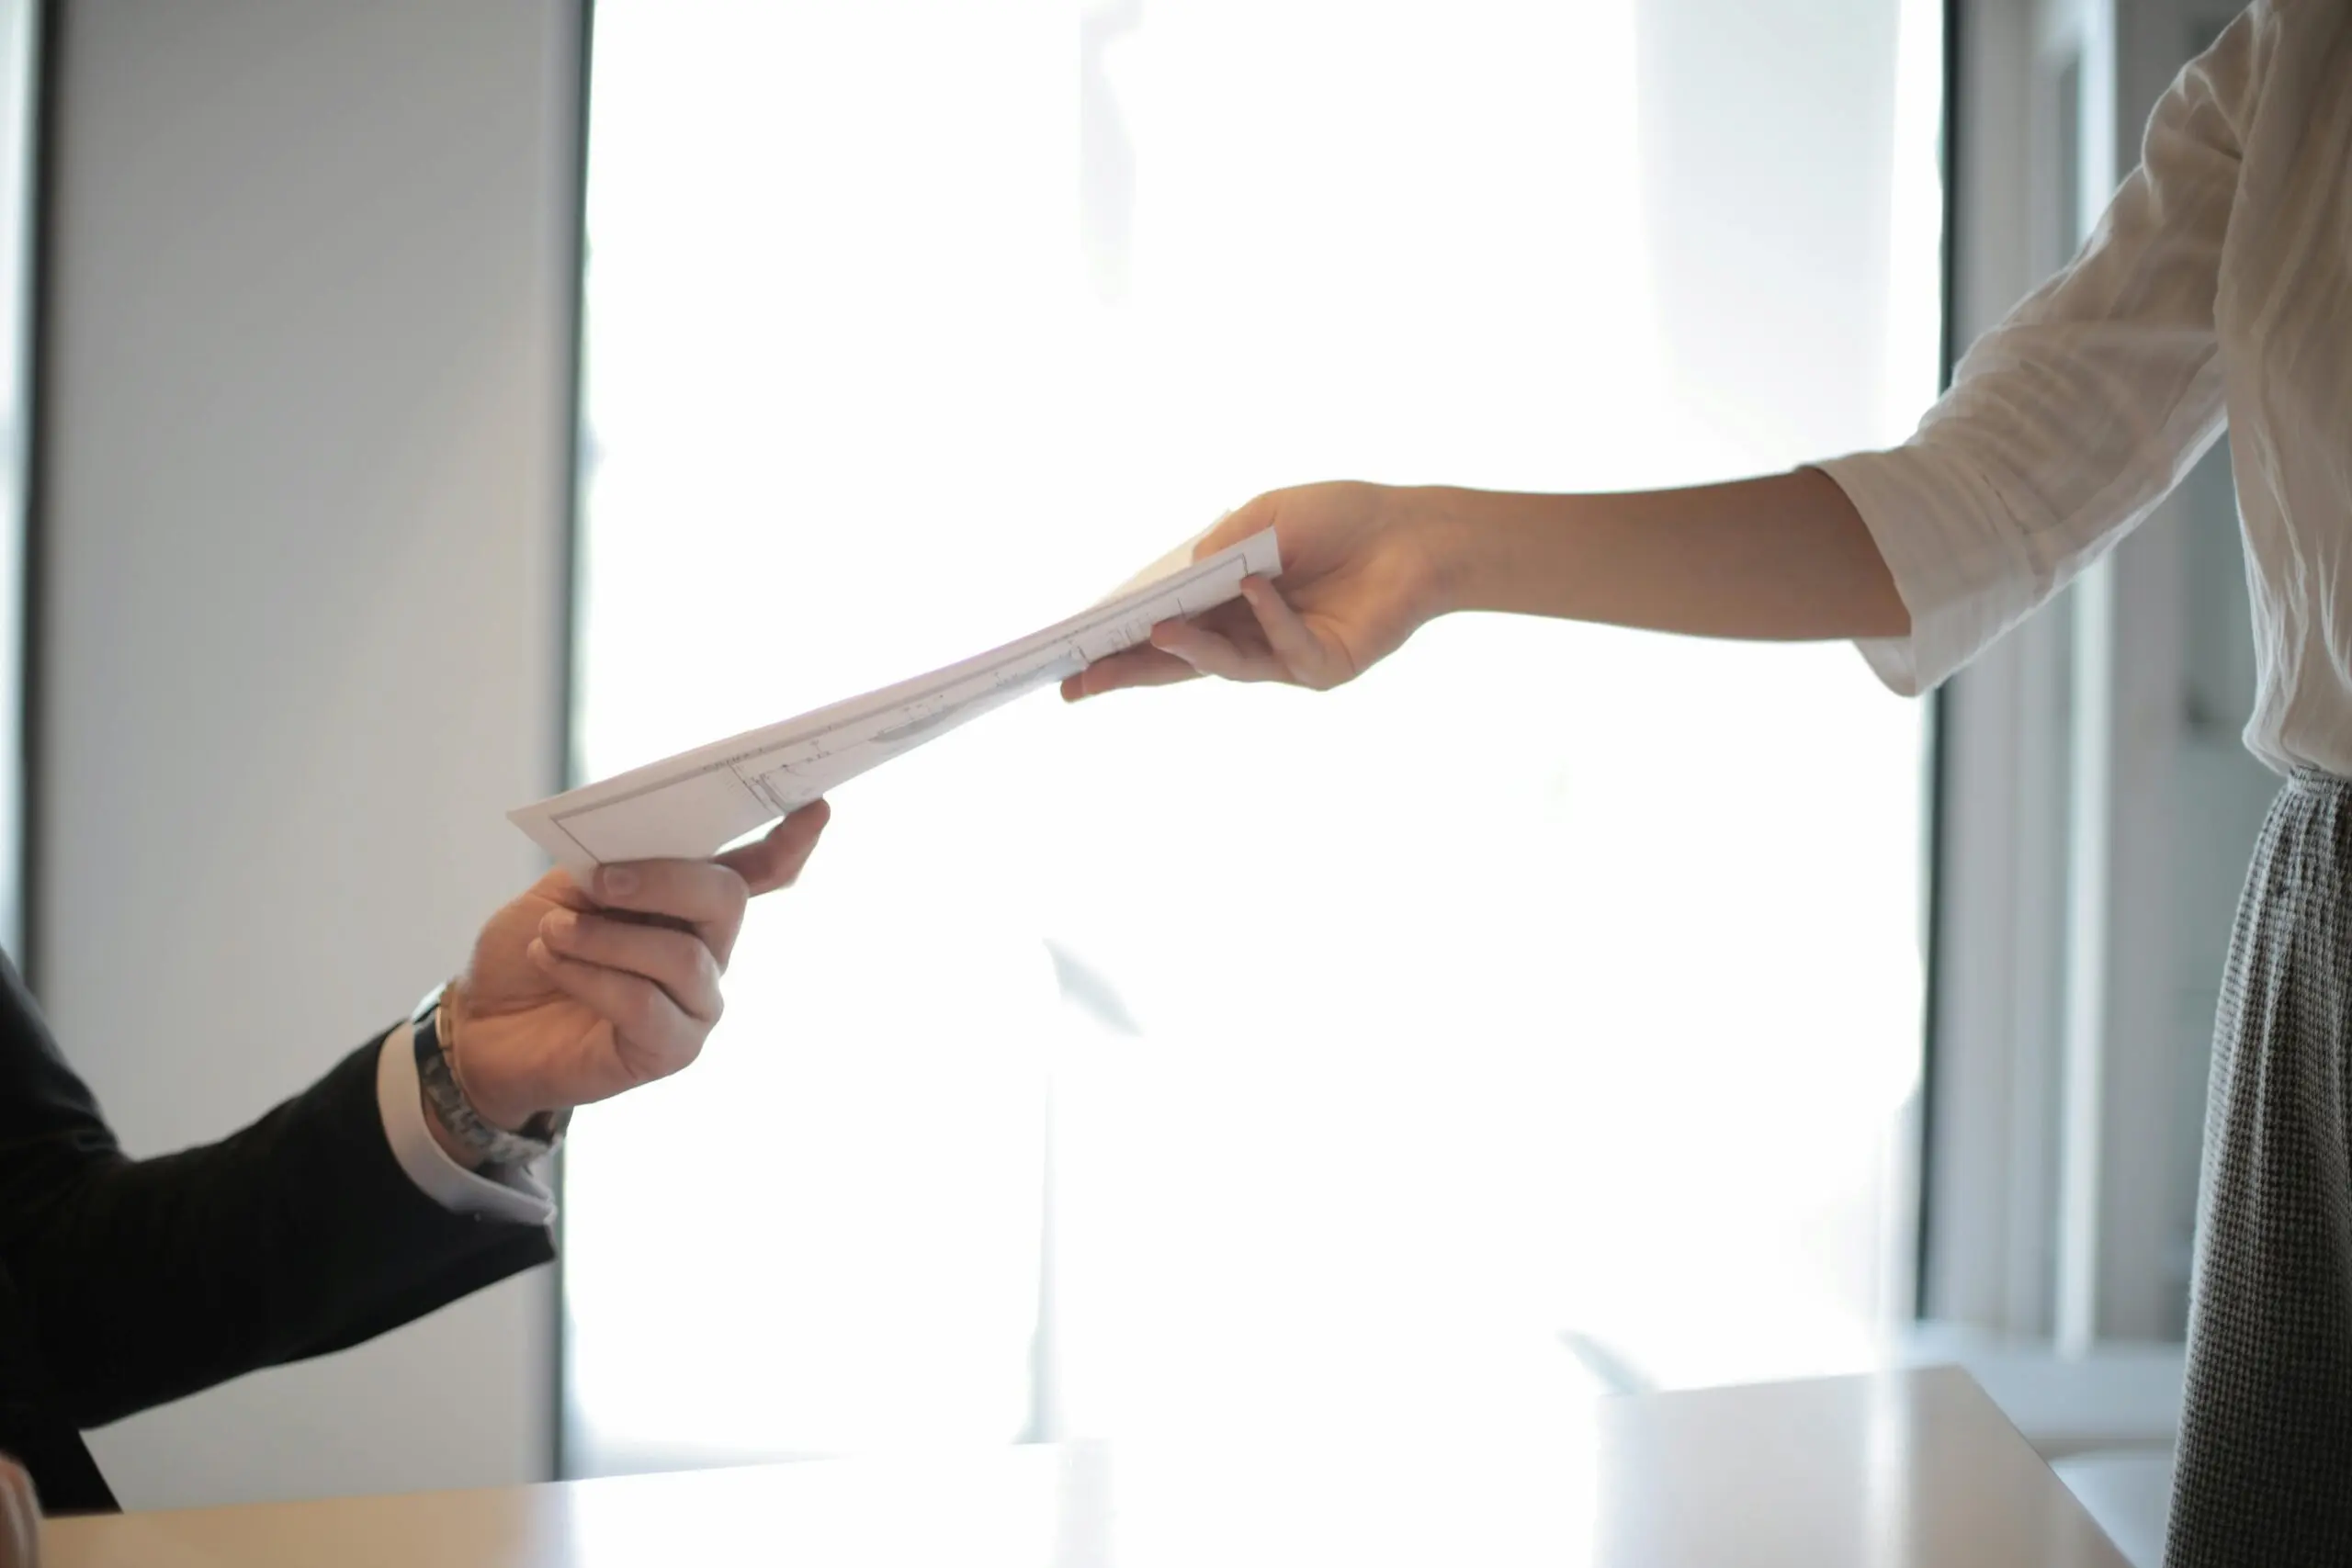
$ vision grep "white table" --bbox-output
[44,1367,2129,1567]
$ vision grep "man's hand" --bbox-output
[1060,482,1453,701]
[434,801,831,1141]
[0,1455,36,1567]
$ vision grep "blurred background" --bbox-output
[564,0,1939,1472]
[0,1,2267,1562]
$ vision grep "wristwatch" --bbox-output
[411,981,570,1168]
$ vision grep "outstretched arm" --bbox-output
[0,802,829,1428]
[1063,470,1900,699]
[1070,4,2261,704]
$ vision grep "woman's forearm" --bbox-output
[1408,468,1910,642]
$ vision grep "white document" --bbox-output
[510,528,1281,882]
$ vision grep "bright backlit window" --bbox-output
[565,0,1943,1474]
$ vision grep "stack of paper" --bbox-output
[510,529,1280,882]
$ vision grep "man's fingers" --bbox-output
[1238,575,1335,687]
[560,802,823,977]
[591,854,747,951]
[527,940,701,1067]
[1062,646,1202,701]
[539,908,723,1021]
[0,1455,38,1568]
[717,800,831,898]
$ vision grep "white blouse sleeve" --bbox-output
[1813,2,2266,695]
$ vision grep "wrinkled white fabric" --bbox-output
[1818,0,2352,777]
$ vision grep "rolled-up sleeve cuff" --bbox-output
[1811,447,2041,696]
[375,1021,557,1226]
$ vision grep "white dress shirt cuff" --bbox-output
[1812,447,2043,697]
[376,1021,557,1226]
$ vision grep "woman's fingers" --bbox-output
[1072,590,1312,692]
[1150,619,1280,682]
[1062,646,1201,701]
[539,908,722,1021]
[1238,575,1340,687]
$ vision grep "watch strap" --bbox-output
[411,983,569,1169]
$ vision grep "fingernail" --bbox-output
[542,908,580,943]
[599,865,639,898]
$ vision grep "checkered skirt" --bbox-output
[2166,769,2352,1566]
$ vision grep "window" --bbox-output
[564,0,1944,1474]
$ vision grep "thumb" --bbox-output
[1097,496,1276,604]
[1193,493,1275,561]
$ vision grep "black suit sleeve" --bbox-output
[0,960,553,1429]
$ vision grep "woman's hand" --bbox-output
[1061,482,1453,700]
[434,801,831,1143]
[1061,470,1907,703]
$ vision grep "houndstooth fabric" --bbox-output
[2165,770,2352,1567]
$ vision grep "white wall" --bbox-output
[33,0,581,1508]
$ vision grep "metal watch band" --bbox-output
[411,982,570,1168]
